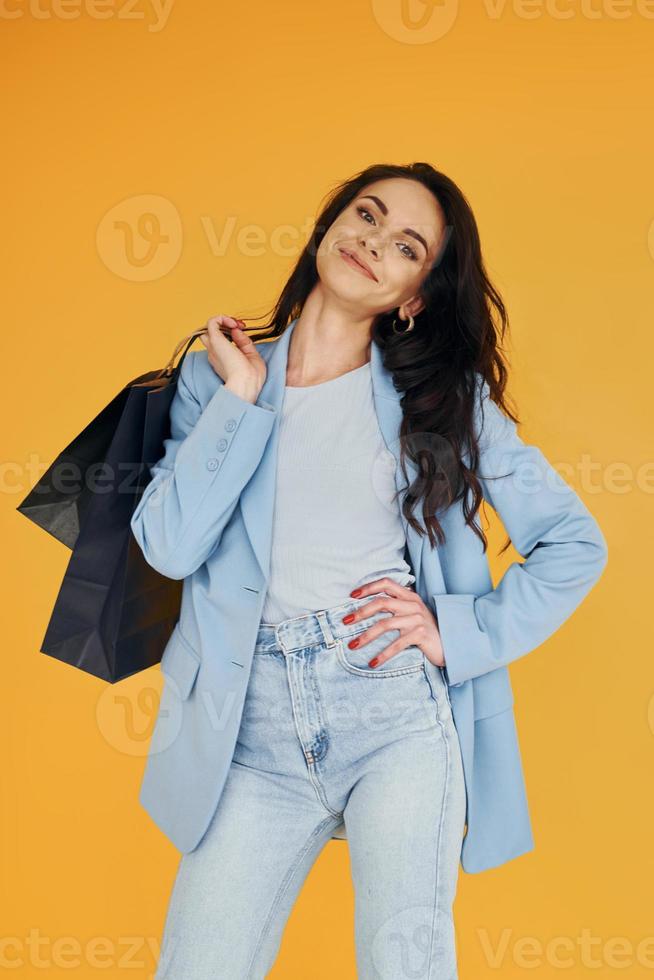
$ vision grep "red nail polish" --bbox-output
[350,589,362,597]
[342,613,355,624]
[368,657,379,667]
[348,638,360,649]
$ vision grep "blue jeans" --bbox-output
[154,591,466,979]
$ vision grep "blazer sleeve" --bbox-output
[130,350,276,580]
[432,375,609,688]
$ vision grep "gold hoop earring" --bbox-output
[392,313,415,334]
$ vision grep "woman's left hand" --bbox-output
[344,578,446,669]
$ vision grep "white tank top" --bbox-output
[260,360,416,624]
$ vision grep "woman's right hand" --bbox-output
[199,315,267,404]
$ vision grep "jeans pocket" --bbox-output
[336,630,426,677]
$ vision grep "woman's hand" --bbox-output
[199,314,267,404]
[343,578,446,669]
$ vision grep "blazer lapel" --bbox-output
[368,336,425,591]
[238,320,295,581]
[239,318,445,594]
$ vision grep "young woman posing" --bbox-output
[131,162,608,979]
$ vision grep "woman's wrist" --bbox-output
[223,377,260,405]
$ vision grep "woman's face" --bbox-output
[316,177,447,319]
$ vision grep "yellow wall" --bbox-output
[2,0,650,976]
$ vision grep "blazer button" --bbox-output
[206,458,220,471]
[224,418,237,432]
[216,438,228,452]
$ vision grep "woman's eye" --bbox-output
[399,243,418,261]
[356,205,417,261]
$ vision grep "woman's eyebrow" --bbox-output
[358,195,429,255]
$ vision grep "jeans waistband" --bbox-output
[256,591,391,655]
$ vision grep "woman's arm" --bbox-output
[432,376,609,687]
[130,351,276,580]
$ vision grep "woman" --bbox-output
[131,162,608,979]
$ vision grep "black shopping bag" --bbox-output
[17,328,207,683]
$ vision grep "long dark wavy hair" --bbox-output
[236,162,520,556]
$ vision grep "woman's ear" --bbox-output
[402,297,425,319]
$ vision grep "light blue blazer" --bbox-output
[130,317,608,874]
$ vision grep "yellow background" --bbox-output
[2,0,652,976]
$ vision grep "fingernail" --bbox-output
[348,638,360,649]
[342,614,355,624]
[368,657,379,668]
[350,589,362,597]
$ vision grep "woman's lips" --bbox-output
[339,249,377,281]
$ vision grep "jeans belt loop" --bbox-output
[315,610,337,648]
[274,622,289,655]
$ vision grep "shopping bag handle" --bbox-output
[158,327,208,380]
[157,322,270,381]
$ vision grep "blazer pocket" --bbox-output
[160,624,201,700]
